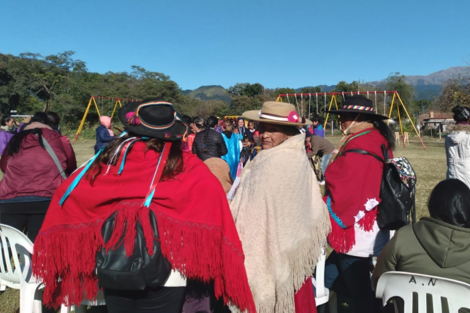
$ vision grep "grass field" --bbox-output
[0,136,447,313]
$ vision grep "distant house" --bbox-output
[418,111,454,132]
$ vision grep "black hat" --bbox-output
[326,95,388,120]
[119,100,188,140]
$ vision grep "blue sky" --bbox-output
[1,0,469,90]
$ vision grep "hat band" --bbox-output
[137,102,177,129]
[259,113,289,122]
[341,105,374,112]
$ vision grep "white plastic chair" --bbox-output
[0,223,105,313]
[376,271,470,313]
[312,247,337,312]
[0,223,43,313]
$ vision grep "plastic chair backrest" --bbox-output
[376,271,470,313]
[315,247,327,299]
[0,224,35,289]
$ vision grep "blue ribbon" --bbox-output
[326,196,346,229]
[118,139,142,175]
[143,144,166,208]
[59,149,103,206]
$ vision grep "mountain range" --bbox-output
[183,66,469,105]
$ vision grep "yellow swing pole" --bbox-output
[111,99,122,119]
[396,92,427,150]
[276,96,283,102]
[323,95,337,129]
[73,97,94,143]
[333,94,339,110]
[93,97,101,118]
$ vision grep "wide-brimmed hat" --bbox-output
[119,100,188,140]
[243,101,312,126]
[326,95,388,120]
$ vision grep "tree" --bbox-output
[433,75,470,112]
[7,52,73,112]
[299,86,321,94]
[414,99,432,114]
[384,72,417,117]
[334,81,359,93]
[228,83,264,98]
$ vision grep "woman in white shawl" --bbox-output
[230,101,331,313]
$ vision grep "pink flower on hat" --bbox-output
[288,111,300,123]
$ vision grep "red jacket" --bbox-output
[0,128,77,200]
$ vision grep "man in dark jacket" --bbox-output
[192,116,228,161]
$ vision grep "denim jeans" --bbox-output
[320,153,333,178]
[324,251,381,313]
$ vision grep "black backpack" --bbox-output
[95,209,172,290]
[344,144,417,230]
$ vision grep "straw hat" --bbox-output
[242,101,312,126]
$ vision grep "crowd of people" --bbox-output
[0,95,469,313]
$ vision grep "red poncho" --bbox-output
[325,125,393,253]
[32,142,255,312]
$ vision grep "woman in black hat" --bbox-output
[32,100,256,313]
[322,95,395,313]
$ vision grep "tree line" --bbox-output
[1,51,467,129]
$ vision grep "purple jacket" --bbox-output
[0,129,19,154]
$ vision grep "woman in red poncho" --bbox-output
[32,100,255,313]
[322,95,395,313]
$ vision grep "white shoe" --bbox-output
[318,180,325,185]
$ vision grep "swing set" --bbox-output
[73,96,141,143]
[276,91,426,150]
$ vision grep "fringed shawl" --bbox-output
[325,123,393,253]
[32,142,255,312]
[230,134,331,313]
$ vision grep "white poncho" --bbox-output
[230,133,331,313]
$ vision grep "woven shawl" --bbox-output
[230,134,331,313]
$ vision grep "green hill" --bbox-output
[185,85,231,105]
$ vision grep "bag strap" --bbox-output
[36,134,67,180]
[411,186,417,224]
[342,148,384,163]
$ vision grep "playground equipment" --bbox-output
[276,91,426,150]
[73,96,141,143]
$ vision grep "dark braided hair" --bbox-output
[371,119,396,150]
[8,129,45,156]
[7,112,50,156]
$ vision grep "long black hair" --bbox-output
[87,132,183,184]
[371,119,396,150]
[428,179,470,228]
[7,112,49,156]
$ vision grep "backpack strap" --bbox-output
[342,148,384,163]
[411,185,417,224]
[36,134,67,180]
